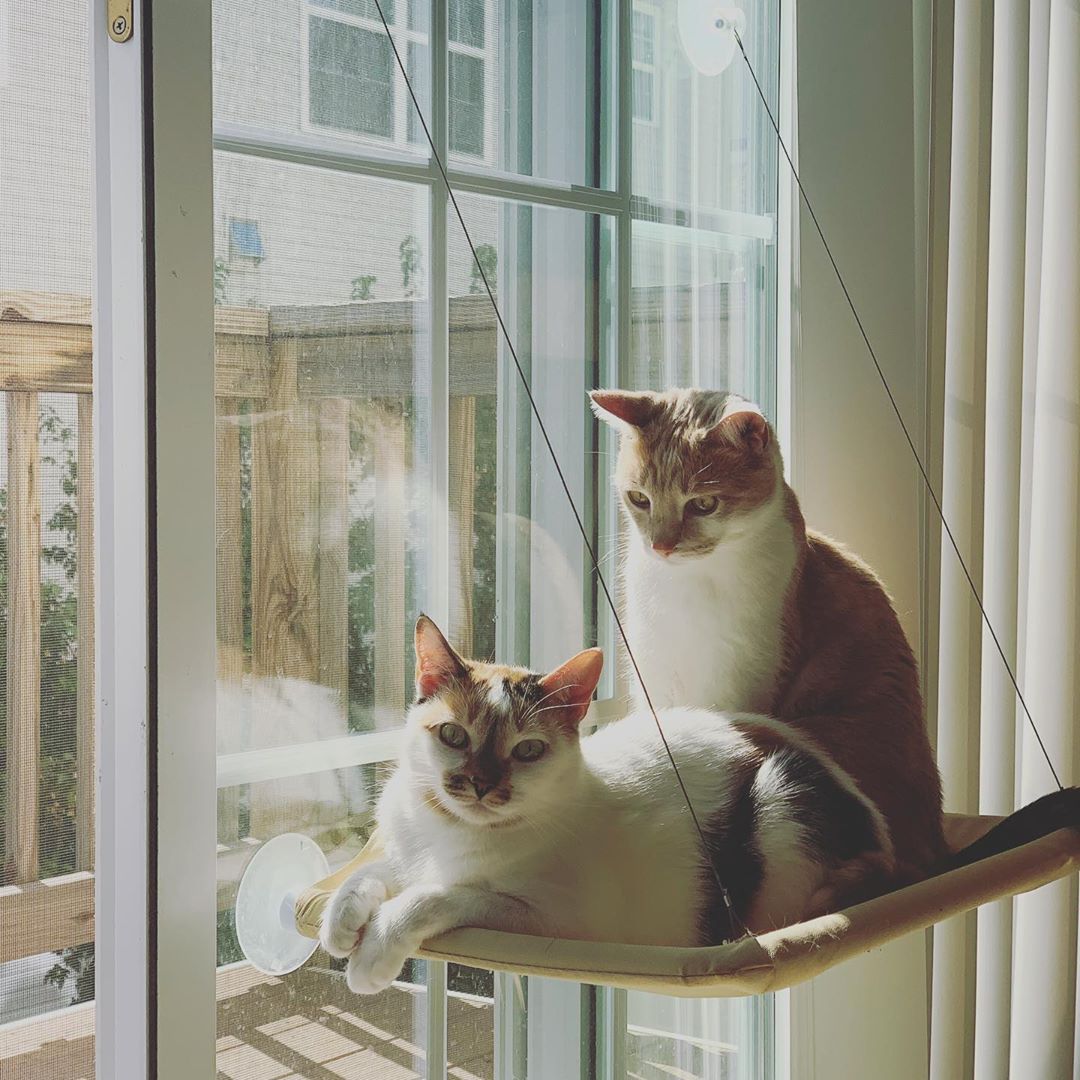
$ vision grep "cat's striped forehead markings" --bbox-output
[423,661,548,735]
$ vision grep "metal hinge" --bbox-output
[107,0,133,42]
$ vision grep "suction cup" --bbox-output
[236,832,330,976]
[678,0,746,76]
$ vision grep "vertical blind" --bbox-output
[930,1,1080,1077]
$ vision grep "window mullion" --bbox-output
[424,0,450,1074]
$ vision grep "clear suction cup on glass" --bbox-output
[235,832,330,976]
[678,0,746,75]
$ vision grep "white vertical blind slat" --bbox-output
[930,2,992,1076]
[973,1,1030,1075]
[1008,1,1080,1076]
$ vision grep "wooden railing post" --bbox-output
[372,401,407,731]
[449,395,476,657]
[6,391,41,884]
[215,397,245,845]
[76,395,95,871]
[251,335,320,682]
[317,397,349,704]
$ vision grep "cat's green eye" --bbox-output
[512,738,547,762]
[688,495,720,515]
[438,722,469,749]
[626,489,650,510]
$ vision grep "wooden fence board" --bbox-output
[5,392,41,885]
[0,322,93,394]
[251,337,321,682]
[449,395,477,657]
[76,396,95,871]
[317,398,349,702]
[0,873,94,964]
[216,398,246,845]
[372,403,407,730]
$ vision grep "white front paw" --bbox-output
[346,916,414,995]
[319,875,388,958]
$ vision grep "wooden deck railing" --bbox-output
[0,289,498,965]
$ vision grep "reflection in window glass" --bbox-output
[212,155,431,754]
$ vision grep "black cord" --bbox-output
[370,0,746,935]
[732,28,1062,792]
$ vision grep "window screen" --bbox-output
[0,1,96,1075]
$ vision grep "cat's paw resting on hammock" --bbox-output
[319,870,389,958]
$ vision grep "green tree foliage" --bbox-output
[350,273,377,301]
[469,243,498,296]
[0,406,94,1005]
[399,234,423,297]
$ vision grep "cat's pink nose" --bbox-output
[652,540,676,556]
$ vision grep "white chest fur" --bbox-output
[622,517,796,714]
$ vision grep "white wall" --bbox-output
[787,0,932,1075]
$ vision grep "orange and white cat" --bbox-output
[590,388,947,878]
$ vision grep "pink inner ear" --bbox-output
[417,668,451,698]
[538,648,604,722]
[589,390,657,430]
[709,410,770,454]
[414,615,465,697]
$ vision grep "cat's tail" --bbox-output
[947,787,1080,871]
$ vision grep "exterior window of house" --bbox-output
[308,12,395,138]
[307,0,489,158]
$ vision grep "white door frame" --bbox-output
[145,0,220,1074]
[92,0,218,1074]
[90,0,151,1074]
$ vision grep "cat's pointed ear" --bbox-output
[414,615,467,698]
[589,390,659,433]
[537,648,604,727]
[705,402,771,455]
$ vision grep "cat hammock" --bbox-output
[233,2,1080,995]
[235,814,1080,995]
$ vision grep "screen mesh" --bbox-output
[0,0,96,1075]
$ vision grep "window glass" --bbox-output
[209,0,778,1075]
[629,0,779,410]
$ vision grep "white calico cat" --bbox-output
[321,616,895,995]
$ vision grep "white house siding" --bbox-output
[0,0,92,296]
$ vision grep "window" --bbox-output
[208,1,780,1072]
[308,11,395,138]
[305,0,491,159]
[227,217,265,260]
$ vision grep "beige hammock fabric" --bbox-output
[294,814,1080,998]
